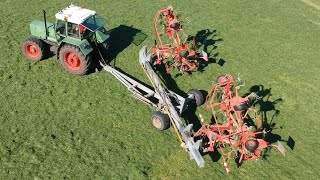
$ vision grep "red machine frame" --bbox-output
[194,74,285,173]
[152,6,208,73]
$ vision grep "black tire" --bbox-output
[233,101,250,111]
[170,22,180,29]
[59,45,91,75]
[151,111,170,131]
[188,89,205,106]
[22,36,47,61]
[245,139,259,152]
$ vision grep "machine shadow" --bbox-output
[246,85,295,152]
[154,63,187,96]
[188,29,224,72]
[245,85,283,143]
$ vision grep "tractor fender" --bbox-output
[57,38,93,59]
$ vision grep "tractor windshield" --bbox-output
[81,15,107,32]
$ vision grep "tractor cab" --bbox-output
[54,5,109,42]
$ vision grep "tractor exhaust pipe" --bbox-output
[43,10,48,39]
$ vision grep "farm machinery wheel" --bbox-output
[151,111,170,131]
[59,45,91,75]
[234,101,250,111]
[187,89,205,106]
[245,139,259,152]
[22,37,47,61]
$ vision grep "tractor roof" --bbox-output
[55,4,96,24]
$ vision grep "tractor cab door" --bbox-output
[55,19,67,42]
[67,22,81,38]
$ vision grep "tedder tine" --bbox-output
[202,51,208,62]
[277,141,286,156]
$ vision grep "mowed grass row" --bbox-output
[1,0,320,179]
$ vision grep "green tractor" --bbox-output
[22,4,110,75]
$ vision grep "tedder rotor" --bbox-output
[194,74,286,172]
[152,6,208,73]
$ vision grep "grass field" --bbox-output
[1,0,320,179]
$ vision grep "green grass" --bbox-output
[1,0,320,179]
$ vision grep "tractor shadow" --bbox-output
[188,29,224,72]
[44,50,55,60]
[89,25,147,74]
[106,25,147,61]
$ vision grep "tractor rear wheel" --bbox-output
[59,45,91,75]
[151,111,170,131]
[22,37,47,61]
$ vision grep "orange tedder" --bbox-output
[152,6,208,73]
[194,74,285,173]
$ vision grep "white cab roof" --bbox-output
[55,4,96,24]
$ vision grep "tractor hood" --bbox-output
[81,15,109,43]
[30,20,55,40]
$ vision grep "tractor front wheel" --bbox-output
[22,37,47,61]
[59,45,91,75]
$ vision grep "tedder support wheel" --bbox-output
[245,139,259,152]
[187,89,205,106]
[151,111,170,131]
[22,37,47,61]
[234,101,250,111]
[170,22,180,29]
[59,45,91,75]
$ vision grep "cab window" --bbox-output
[67,22,80,38]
